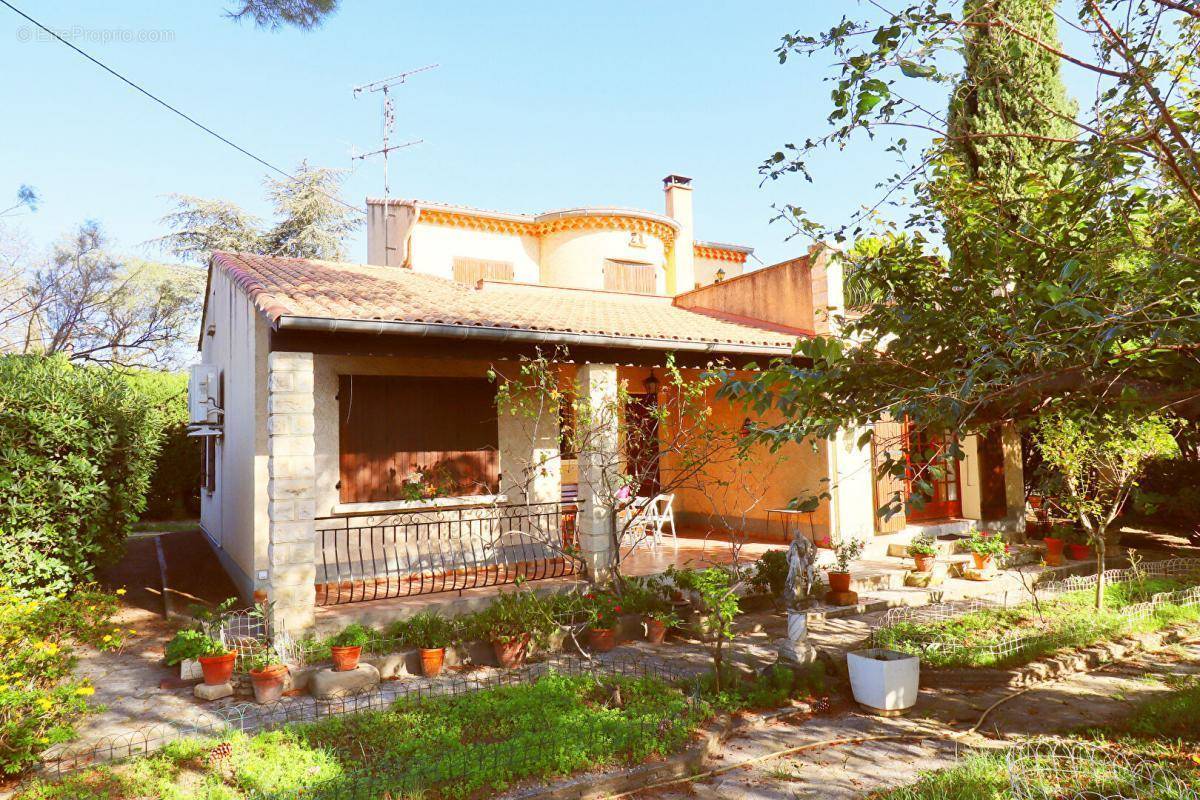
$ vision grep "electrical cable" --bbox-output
[0,0,364,216]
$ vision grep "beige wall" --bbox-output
[693,254,744,288]
[199,268,270,598]
[408,223,541,282]
[539,228,668,292]
[675,255,818,333]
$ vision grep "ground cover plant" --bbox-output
[0,586,127,775]
[15,670,773,799]
[869,675,1200,800]
[874,577,1200,669]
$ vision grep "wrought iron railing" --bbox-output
[314,501,580,605]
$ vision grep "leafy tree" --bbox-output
[1034,407,1178,608]
[0,356,163,595]
[18,222,203,368]
[729,1,1200,509]
[224,0,338,30]
[159,161,360,264]
[1,185,37,219]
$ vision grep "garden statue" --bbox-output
[776,534,819,666]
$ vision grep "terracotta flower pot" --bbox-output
[644,617,668,644]
[972,553,993,571]
[827,571,852,593]
[420,647,445,678]
[1043,537,1065,566]
[331,645,362,672]
[913,554,935,573]
[249,664,288,703]
[588,627,617,653]
[1067,543,1091,561]
[492,634,530,669]
[198,651,235,686]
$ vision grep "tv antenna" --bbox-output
[352,63,438,264]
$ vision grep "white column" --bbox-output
[576,363,620,581]
[828,426,875,546]
[498,406,561,505]
[265,351,317,635]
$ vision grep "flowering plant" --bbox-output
[584,591,623,630]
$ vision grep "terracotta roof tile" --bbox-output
[211,251,800,351]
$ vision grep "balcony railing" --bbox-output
[314,501,580,605]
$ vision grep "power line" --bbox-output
[0,0,365,216]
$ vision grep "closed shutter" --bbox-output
[603,260,657,294]
[338,375,499,503]
[871,420,907,533]
[452,257,514,285]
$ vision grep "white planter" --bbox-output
[846,648,920,714]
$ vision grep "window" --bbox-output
[603,260,657,294]
[338,375,499,504]
[452,257,515,285]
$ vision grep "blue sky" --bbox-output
[0,2,985,266]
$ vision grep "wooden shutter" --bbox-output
[603,260,657,294]
[452,257,514,285]
[338,375,499,503]
[977,427,1009,520]
[871,420,907,533]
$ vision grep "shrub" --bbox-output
[0,586,126,775]
[122,371,200,521]
[330,623,371,649]
[163,629,226,665]
[391,613,457,649]
[750,550,788,595]
[0,356,163,595]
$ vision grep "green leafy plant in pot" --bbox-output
[401,612,457,677]
[165,628,232,685]
[329,623,370,672]
[905,535,938,573]
[965,532,1006,570]
[1043,523,1070,566]
[1063,527,1093,561]
[583,590,623,652]
[825,539,864,593]
[244,646,288,703]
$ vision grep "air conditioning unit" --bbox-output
[188,364,223,427]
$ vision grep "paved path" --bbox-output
[634,642,1200,800]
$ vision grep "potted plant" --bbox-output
[584,591,622,653]
[825,539,864,593]
[245,647,288,703]
[1064,528,1092,561]
[644,607,680,644]
[480,589,543,668]
[846,648,920,714]
[1043,523,1069,566]
[329,623,370,672]
[905,536,938,573]
[403,612,457,677]
[166,629,233,685]
[965,531,1006,570]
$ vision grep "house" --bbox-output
[190,174,1024,634]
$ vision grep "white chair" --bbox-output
[642,494,678,549]
[619,495,655,552]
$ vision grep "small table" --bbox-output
[766,508,830,547]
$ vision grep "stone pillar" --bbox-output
[1001,422,1026,536]
[828,426,875,546]
[576,363,620,581]
[265,351,317,636]
[498,405,561,505]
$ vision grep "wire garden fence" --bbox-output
[41,652,706,778]
[1006,738,1199,799]
[871,558,1200,666]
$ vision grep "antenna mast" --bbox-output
[353,63,438,265]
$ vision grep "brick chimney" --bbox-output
[663,175,695,295]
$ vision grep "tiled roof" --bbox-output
[210,252,801,351]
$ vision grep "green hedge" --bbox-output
[0,356,163,595]
[123,371,200,520]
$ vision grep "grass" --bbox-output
[874,577,1200,668]
[869,674,1200,799]
[18,668,816,800]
